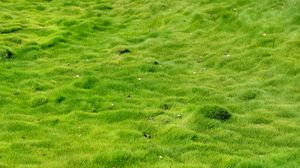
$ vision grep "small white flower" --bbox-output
[193,71,197,74]
[138,78,142,81]
[159,156,163,159]
[262,33,267,36]
[76,74,80,78]
[111,104,114,106]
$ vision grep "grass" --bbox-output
[0,0,299,167]
[197,105,231,121]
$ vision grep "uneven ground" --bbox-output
[0,0,300,167]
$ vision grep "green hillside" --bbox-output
[0,0,299,167]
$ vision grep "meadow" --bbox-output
[0,0,299,167]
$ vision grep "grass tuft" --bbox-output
[74,77,97,89]
[198,105,231,121]
[0,46,14,60]
[31,97,48,107]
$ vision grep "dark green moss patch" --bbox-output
[199,105,231,121]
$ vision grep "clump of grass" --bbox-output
[160,103,171,110]
[0,46,14,60]
[240,89,261,101]
[94,4,113,11]
[36,5,46,11]
[74,77,97,89]
[198,105,231,121]
[55,95,66,103]
[31,97,48,107]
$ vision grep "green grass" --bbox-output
[0,0,300,167]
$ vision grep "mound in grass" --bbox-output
[31,97,48,107]
[240,89,262,101]
[0,46,13,60]
[198,105,231,121]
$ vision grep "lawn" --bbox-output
[0,0,299,167]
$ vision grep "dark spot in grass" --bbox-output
[74,77,97,89]
[0,25,23,34]
[0,46,14,60]
[108,104,115,110]
[13,92,19,96]
[176,114,182,119]
[119,48,130,54]
[161,104,170,110]
[96,4,113,10]
[291,14,300,25]
[92,108,97,113]
[148,68,155,72]
[154,61,159,65]
[55,95,65,103]
[83,78,96,89]
[143,132,151,139]
[146,111,164,121]
[199,105,231,121]
[36,5,46,11]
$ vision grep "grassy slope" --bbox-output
[0,0,300,167]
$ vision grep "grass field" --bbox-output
[0,0,300,167]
